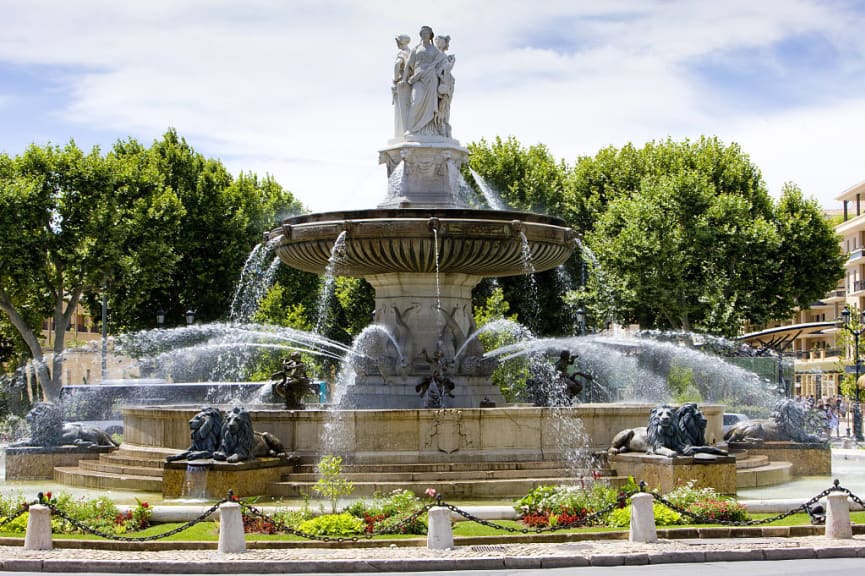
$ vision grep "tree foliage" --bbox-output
[580,138,842,335]
[467,135,844,338]
[0,131,303,399]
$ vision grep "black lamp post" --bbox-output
[156,308,166,328]
[185,309,196,326]
[839,306,865,442]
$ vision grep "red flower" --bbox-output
[45,492,52,500]
[141,502,149,509]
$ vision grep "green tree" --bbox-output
[102,130,303,331]
[0,142,182,400]
[577,138,842,335]
[772,183,846,314]
[465,137,576,335]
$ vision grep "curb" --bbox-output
[2,545,865,573]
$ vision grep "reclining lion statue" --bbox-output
[609,403,726,458]
[11,402,118,449]
[165,407,224,462]
[212,407,286,463]
[724,398,824,444]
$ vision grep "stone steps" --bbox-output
[77,460,165,478]
[736,461,793,489]
[283,467,573,483]
[52,443,171,493]
[293,460,567,474]
[53,466,164,492]
[734,454,770,470]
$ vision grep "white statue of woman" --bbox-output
[405,25,446,136]
[392,34,412,138]
[435,35,455,138]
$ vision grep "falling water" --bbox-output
[314,230,348,335]
[432,227,442,314]
[229,237,281,323]
[469,169,507,210]
[518,231,541,331]
[181,463,208,500]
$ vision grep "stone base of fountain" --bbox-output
[340,375,505,409]
[162,457,298,499]
[609,452,737,495]
[4,445,116,481]
[727,441,831,476]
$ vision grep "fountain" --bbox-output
[22,26,784,499]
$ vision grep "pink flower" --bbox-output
[424,488,437,498]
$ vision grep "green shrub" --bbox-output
[298,513,364,537]
[345,489,427,534]
[662,480,749,523]
[686,499,749,522]
[607,503,682,528]
[513,482,627,528]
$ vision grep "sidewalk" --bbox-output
[1,530,864,573]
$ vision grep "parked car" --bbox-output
[722,413,751,435]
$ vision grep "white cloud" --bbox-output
[0,0,863,211]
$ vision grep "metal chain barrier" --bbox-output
[0,499,39,530]
[434,488,640,533]
[651,478,863,527]
[44,495,228,542]
[11,480,864,542]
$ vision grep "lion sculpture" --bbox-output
[609,404,683,457]
[212,406,286,463]
[11,402,118,449]
[675,403,727,456]
[610,403,727,458]
[165,407,224,462]
[724,398,824,444]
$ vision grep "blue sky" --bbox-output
[1,0,864,212]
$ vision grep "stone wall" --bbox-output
[122,404,724,464]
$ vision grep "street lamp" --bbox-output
[839,306,865,442]
[156,308,166,328]
[185,309,196,326]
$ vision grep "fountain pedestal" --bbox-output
[610,452,737,495]
[162,458,297,499]
[727,441,831,476]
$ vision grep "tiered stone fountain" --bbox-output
[51,27,729,499]
[270,31,575,408]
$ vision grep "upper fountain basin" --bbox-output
[270,208,576,277]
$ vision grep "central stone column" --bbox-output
[343,271,503,409]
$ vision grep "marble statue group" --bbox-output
[393,26,455,138]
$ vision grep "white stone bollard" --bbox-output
[824,492,853,539]
[629,492,657,543]
[217,501,246,553]
[427,506,454,550]
[24,504,52,551]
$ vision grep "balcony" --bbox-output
[853,280,865,294]
[824,289,846,302]
[848,248,865,263]
[794,347,841,361]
